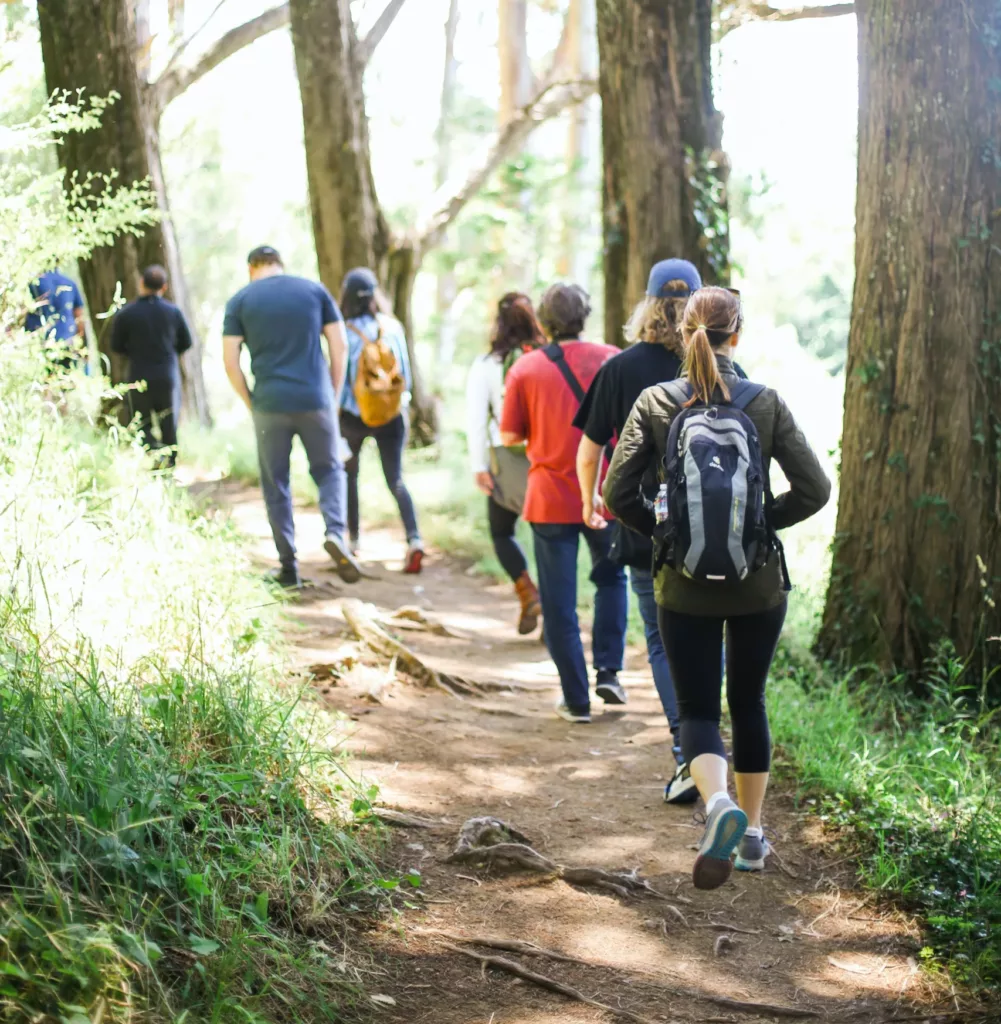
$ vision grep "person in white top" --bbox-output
[466,293,545,634]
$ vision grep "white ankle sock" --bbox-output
[705,790,730,815]
[745,825,763,838]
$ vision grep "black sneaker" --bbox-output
[595,669,628,705]
[270,566,302,589]
[324,533,362,583]
[664,761,699,805]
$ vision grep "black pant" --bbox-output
[339,411,420,543]
[128,378,178,467]
[658,602,787,773]
[487,496,528,582]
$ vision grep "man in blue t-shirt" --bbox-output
[25,268,86,369]
[223,245,361,588]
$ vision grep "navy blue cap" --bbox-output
[342,267,379,299]
[646,259,702,298]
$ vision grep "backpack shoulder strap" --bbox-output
[544,342,586,403]
[661,380,692,406]
[727,380,765,411]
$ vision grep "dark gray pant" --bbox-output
[253,407,347,569]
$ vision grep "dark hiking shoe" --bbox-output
[324,533,362,583]
[595,669,628,705]
[693,798,747,890]
[735,831,772,872]
[555,700,591,724]
[403,540,424,575]
[269,567,302,590]
[664,761,699,805]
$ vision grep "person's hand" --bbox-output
[474,471,494,495]
[582,495,608,530]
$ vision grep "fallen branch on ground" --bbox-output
[693,922,762,936]
[342,598,479,698]
[440,943,659,1024]
[446,817,681,903]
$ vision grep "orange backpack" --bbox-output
[349,317,406,428]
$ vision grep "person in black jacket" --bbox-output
[574,259,745,805]
[111,265,193,467]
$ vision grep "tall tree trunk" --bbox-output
[36,0,211,426]
[288,0,437,443]
[498,0,532,126]
[557,0,597,289]
[818,0,1001,681]
[595,0,727,349]
[432,0,461,378]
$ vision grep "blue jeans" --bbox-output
[253,407,348,569]
[532,523,628,713]
[630,567,681,742]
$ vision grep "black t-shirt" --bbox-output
[110,295,193,383]
[573,342,747,445]
[573,342,746,568]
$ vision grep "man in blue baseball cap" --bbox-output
[573,258,746,803]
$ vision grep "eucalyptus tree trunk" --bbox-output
[433,0,461,377]
[289,0,437,443]
[36,0,211,425]
[818,0,1001,683]
[557,0,598,291]
[595,0,727,348]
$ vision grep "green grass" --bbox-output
[770,636,1001,990]
[0,341,395,1023]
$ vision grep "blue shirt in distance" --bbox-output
[340,314,413,419]
[25,270,84,341]
[223,274,343,414]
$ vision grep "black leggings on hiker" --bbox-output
[340,411,420,543]
[487,495,528,582]
[657,602,787,774]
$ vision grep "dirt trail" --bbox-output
[209,482,952,1024]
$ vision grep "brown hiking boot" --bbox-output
[514,572,541,635]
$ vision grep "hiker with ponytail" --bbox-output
[604,286,831,891]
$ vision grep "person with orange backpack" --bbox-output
[338,268,423,573]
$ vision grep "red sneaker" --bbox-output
[403,541,424,574]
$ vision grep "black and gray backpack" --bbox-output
[652,379,771,583]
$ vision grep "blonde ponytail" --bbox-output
[684,325,728,407]
[681,287,743,407]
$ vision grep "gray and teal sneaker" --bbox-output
[693,798,747,890]
[735,831,771,872]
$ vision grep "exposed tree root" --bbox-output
[440,942,660,1024]
[693,921,762,936]
[342,598,479,698]
[373,807,447,829]
[439,936,823,1021]
[380,605,462,638]
[417,930,591,965]
[446,817,683,904]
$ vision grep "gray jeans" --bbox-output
[253,406,347,569]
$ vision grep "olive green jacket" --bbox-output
[603,356,832,617]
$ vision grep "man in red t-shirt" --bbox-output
[500,284,627,723]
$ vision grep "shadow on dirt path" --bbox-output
[198,480,960,1024]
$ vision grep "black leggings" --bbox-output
[340,411,420,543]
[658,602,787,773]
[487,495,528,582]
